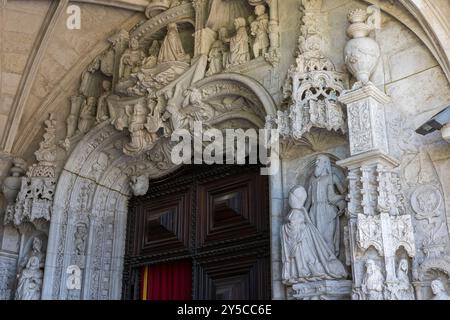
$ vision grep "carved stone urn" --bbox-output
[344,8,380,87]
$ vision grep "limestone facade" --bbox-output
[0,0,449,300]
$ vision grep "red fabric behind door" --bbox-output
[140,260,192,300]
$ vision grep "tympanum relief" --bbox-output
[29,0,279,301]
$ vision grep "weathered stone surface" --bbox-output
[0,0,449,301]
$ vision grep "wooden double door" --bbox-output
[122,165,271,300]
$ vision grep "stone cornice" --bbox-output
[337,150,400,169]
[339,84,391,105]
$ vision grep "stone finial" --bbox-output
[344,6,381,88]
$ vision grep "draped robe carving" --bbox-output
[281,186,348,285]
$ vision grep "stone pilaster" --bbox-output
[338,86,416,300]
[340,85,389,156]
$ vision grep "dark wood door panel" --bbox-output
[133,187,192,258]
[197,172,269,248]
[194,254,270,300]
[124,165,271,300]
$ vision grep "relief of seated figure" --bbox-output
[126,23,191,96]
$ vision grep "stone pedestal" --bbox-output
[292,280,353,300]
[340,84,389,156]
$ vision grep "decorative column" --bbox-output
[337,6,416,300]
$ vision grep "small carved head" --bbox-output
[102,80,112,92]
[365,259,379,274]
[255,5,266,16]
[32,237,43,252]
[87,97,97,106]
[76,224,88,237]
[130,175,149,197]
[431,279,447,295]
[129,38,139,49]
[398,259,409,273]
[289,186,307,210]
[218,27,228,40]
[314,155,332,177]
[234,17,247,30]
[167,23,178,32]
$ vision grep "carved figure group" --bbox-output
[206,4,273,74]
[281,185,348,284]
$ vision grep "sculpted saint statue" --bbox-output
[78,97,97,134]
[119,38,145,80]
[74,224,88,256]
[206,28,228,76]
[96,80,112,123]
[362,260,385,300]
[124,103,158,155]
[158,23,190,63]
[142,40,160,69]
[250,5,270,58]
[226,17,250,68]
[391,259,415,300]
[430,279,450,300]
[306,155,346,256]
[15,237,45,300]
[281,186,348,285]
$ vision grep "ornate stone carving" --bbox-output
[337,8,418,299]
[411,185,442,223]
[281,186,348,286]
[385,259,415,300]
[129,175,149,197]
[361,259,385,300]
[74,224,88,256]
[267,0,347,140]
[0,257,17,300]
[430,279,450,300]
[250,5,270,59]
[344,6,381,89]
[306,155,346,256]
[226,17,251,68]
[2,158,27,225]
[15,237,45,300]
[12,115,57,228]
